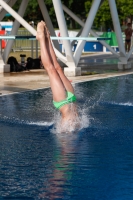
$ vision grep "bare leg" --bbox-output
[42,21,74,94]
[36,21,67,102]
[125,42,127,52]
[128,42,131,52]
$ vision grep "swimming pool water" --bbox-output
[0,75,133,199]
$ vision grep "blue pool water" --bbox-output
[0,75,133,200]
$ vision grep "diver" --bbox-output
[125,23,133,52]
[36,21,80,132]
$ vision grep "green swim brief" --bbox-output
[53,91,76,109]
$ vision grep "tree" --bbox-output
[45,0,86,29]
[85,0,113,31]
[4,0,43,24]
[116,0,133,23]
[62,0,86,29]
[85,0,133,31]
[23,0,43,24]
[3,0,133,30]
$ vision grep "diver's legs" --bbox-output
[125,41,127,52]
[42,21,74,94]
[36,21,66,102]
[127,41,131,52]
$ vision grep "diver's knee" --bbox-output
[46,64,56,73]
[54,63,61,71]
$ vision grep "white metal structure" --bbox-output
[0,0,132,75]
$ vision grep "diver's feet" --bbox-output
[41,21,50,39]
[36,21,46,41]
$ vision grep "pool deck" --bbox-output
[1,53,133,96]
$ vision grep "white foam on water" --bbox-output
[51,104,94,135]
[26,121,54,126]
[50,92,105,134]
[118,102,133,106]
[109,101,133,107]
[0,114,54,127]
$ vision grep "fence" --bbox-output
[6,29,40,53]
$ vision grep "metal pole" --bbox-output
[3,0,29,62]
[71,28,83,47]
[108,0,126,57]
[62,4,119,57]
[74,0,101,65]
[37,0,61,52]
[31,21,34,58]
[36,40,38,58]
[0,0,17,21]
[31,40,33,58]
[127,47,133,59]
[52,0,75,66]
[0,39,2,54]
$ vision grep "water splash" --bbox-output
[0,92,103,131]
[51,104,93,134]
[79,92,104,128]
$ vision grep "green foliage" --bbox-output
[85,0,133,30]
[85,0,112,30]
[116,0,133,21]
[44,0,86,28]
[24,0,43,24]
